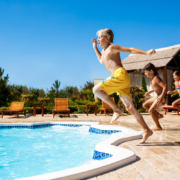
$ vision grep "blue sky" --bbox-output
[0,0,180,91]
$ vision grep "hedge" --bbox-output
[0,105,102,114]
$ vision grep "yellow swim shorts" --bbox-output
[98,67,131,98]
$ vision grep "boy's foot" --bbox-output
[139,130,153,144]
[110,109,124,124]
[151,127,163,131]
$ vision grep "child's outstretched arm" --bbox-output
[167,90,177,94]
[145,90,154,97]
[91,39,103,64]
[110,45,156,55]
[167,81,179,94]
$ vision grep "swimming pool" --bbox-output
[0,124,111,180]
[0,122,142,180]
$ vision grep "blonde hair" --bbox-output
[96,28,114,43]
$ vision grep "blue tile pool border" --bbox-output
[0,124,87,129]
[89,127,121,134]
[0,124,121,136]
[93,150,113,160]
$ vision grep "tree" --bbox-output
[81,81,94,90]
[39,89,46,98]
[142,75,147,92]
[0,68,11,106]
[47,80,61,103]
[22,86,29,95]
[29,87,39,100]
[79,89,94,101]
[53,80,61,94]
[8,85,24,101]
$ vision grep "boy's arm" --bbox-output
[167,90,178,94]
[145,90,154,97]
[91,39,103,64]
[110,45,156,55]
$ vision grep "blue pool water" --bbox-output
[0,126,110,180]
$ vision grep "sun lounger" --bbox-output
[1,102,26,118]
[53,98,70,118]
[162,105,180,115]
[100,98,114,116]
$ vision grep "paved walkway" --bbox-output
[1,112,180,180]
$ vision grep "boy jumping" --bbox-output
[143,63,167,131]
[91,28,155,144]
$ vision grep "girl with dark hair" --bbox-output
[167,71,180,111]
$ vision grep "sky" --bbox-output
[0,0,180,91]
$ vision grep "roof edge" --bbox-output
[129,44,180,57]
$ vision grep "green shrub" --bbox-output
[118,85,146,112]
[24,107,33,114]
[69,106,78,113]
[110,92,119,104]
[130,85,145,110]
[76,105,102,114]
[0,104,102,115]
[79,89,94,101]
[0,107,9,111]
[138,108,146,113]
[77,105,86,113]
[68,99,77,106]
[74,99,88,105]
[74,100,101,106]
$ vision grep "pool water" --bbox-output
[0,126,110,180]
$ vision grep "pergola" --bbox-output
[122,44,180,104]
[93,44,180,104]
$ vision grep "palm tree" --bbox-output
[0,68,4,78]
[53,80,61,92]
[52,80,61,97]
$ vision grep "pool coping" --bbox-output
[0,122,142,180]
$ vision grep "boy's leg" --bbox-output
[149,99,163,131]
[120,95,153,144]
[143,96,156,110]
[143,97,164,119]
[172,98,180,111]
[93,85,124,121]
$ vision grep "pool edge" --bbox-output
[1,122,142,180]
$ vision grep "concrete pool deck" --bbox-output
[1,112,180,180]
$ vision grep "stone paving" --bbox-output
[0,111,180,180]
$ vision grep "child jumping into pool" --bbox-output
[167,71,180,111]
[143,63,167,131]
[91,28,156,144]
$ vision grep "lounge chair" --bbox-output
[100,98,114,116]
[1,102,26,118]
[162,105,180,115]
[53,98,70,118]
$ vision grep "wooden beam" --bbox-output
[163,66,170,105]
[167,66,180,70]
[173,58,178,67]
[163,66,167,85]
